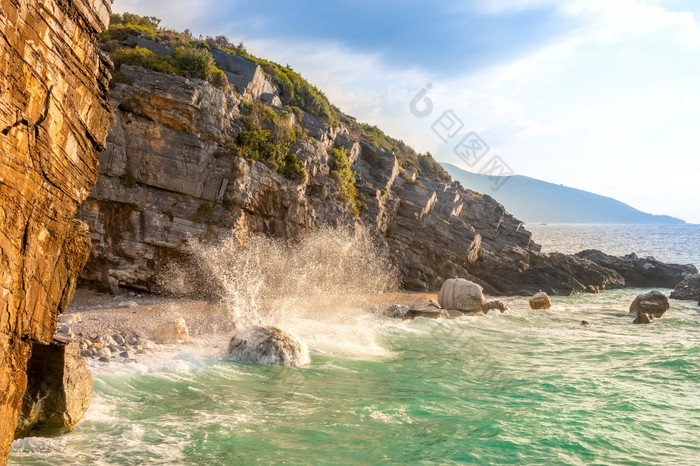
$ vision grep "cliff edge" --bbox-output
[77,19,631,297]
[0,0,112,460]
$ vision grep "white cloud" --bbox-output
[110,0,700,222]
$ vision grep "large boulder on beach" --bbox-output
[529,292,551,310]
[437,279,484,312]
[629,291,669,318]
[15,338,93,439]
[670,273,700,301]
[228,326,308,367]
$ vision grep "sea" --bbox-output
[9,225,700,465]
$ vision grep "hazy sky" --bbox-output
[113,0,700,223]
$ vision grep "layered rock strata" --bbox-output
[0,0,111,460]
[77,63,634,297]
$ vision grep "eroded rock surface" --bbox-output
[576,250,696,288]
[76,63,637,298]
[529,292,552,310]
[228,326,308,367]
[670,273,700,301]
[437,278,484,312]
[629,291,670,318]
[0,0,111,459]
[15,338,93,439]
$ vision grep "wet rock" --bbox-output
[15,339,93,439]
[405,307,451,319]
[228,326,307,367]
[112,334,126,346]
[385,304,410,318]
[96,348,111,360]
[529,292,551,310]
[629,290,669,318]
[670,273,700,301]
[96,335,117,347]
[437,278,485,312]
[581,320,591,326]
[633,313,655,324]
[483,300,508,314]
[576,250,697,288]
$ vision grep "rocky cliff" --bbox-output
[76,26,630,298]
[0,0,111,461]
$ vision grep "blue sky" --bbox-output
[114,0,700,223]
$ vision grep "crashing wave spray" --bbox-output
[159,226,399,329]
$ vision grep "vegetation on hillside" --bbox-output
[111,46,227,86]
[102,12,450,184]
[103,13,226,86]
[204,36,337,127]
[330,147,359,214]
[337,114,451,184]
[235,103,306,180]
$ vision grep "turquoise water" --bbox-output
[10,289,700,465]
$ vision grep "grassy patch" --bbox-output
[330,147,359,214]
[236,104,306,180]
[102,13,227,88]
[192,202,213,223]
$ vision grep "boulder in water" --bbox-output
[633,313,654,324]
[629,290,669,318]
[670,273,700,301]
[15,338,93,438]
[529,292,551,310]
[483,300,508,314]
[437,278,484,312]
[228,326,308,367]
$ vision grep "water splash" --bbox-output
[158,227,399,328]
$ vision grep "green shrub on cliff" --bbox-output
[104,13,227,88]
[258,62,337,127]
[193,202,213,223]
[112,46,226,88]
[330,147,359,214]
[113,47,176,75]
[336,114,451,184]
[174,46,228,86]
[236,105,305,180]
[104,14,337,126]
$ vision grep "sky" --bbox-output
[113,0,700,223]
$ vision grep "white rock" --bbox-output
[437,278,485,312]
[227,326,309,367]
[153,318,189,344]
[58,313,82,324]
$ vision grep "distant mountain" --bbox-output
[442,163,685,225]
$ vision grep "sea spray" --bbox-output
[159,226,398,327]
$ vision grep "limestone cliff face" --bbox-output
[77,61,623,297]
[0,0,111,461]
